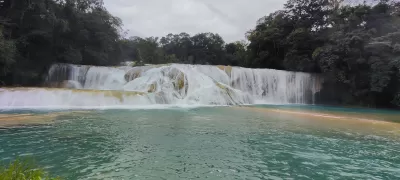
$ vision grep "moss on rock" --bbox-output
[148,83,157,93]
[217,65,232,76]
[124,69,142,82]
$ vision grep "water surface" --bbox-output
[0,106,399,179]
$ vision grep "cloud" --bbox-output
[103,0,284,42]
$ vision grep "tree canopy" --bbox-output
[0,0,122,85]
[245,0,400,107]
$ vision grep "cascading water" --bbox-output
[230,67,321,104]
[0,63,323,108]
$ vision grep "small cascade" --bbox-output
[46,64,89,87]
[0,63,323,108]
[83,66,127,90]
[230,67,319,104]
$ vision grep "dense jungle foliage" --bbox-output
[0,0,399,108]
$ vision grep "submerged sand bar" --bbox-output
[235,106,400,138]
[0,111,91,127]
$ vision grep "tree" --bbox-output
[0,0,123,85]
[312,1,400,107]
[246,11,292,69]
[225,41,248,66]
[0,25,15,84]
[160,32,192,63]
[190,33,225,65]
[246,0,400,107]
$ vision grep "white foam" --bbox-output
[1,64,323,109]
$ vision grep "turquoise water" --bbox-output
[1,107,400,179]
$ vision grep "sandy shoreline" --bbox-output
[0,111,91,127]
[234,106,400,138]
[235,106,399,123]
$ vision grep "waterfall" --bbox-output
[46,64,89,87]
[0,63,323,109]
[230,67,320,104]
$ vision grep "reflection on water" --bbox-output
[0,106,399,179]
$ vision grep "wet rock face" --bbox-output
[165,67,187,91]
[217,65,232,77]
[124,68,143,82]
[148,83,157,93]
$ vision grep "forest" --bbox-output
[0,0,399,108]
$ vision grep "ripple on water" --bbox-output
[0,107,399,179]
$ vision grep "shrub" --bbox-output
[0,158,62,180]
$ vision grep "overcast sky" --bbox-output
[103,0,284,43]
